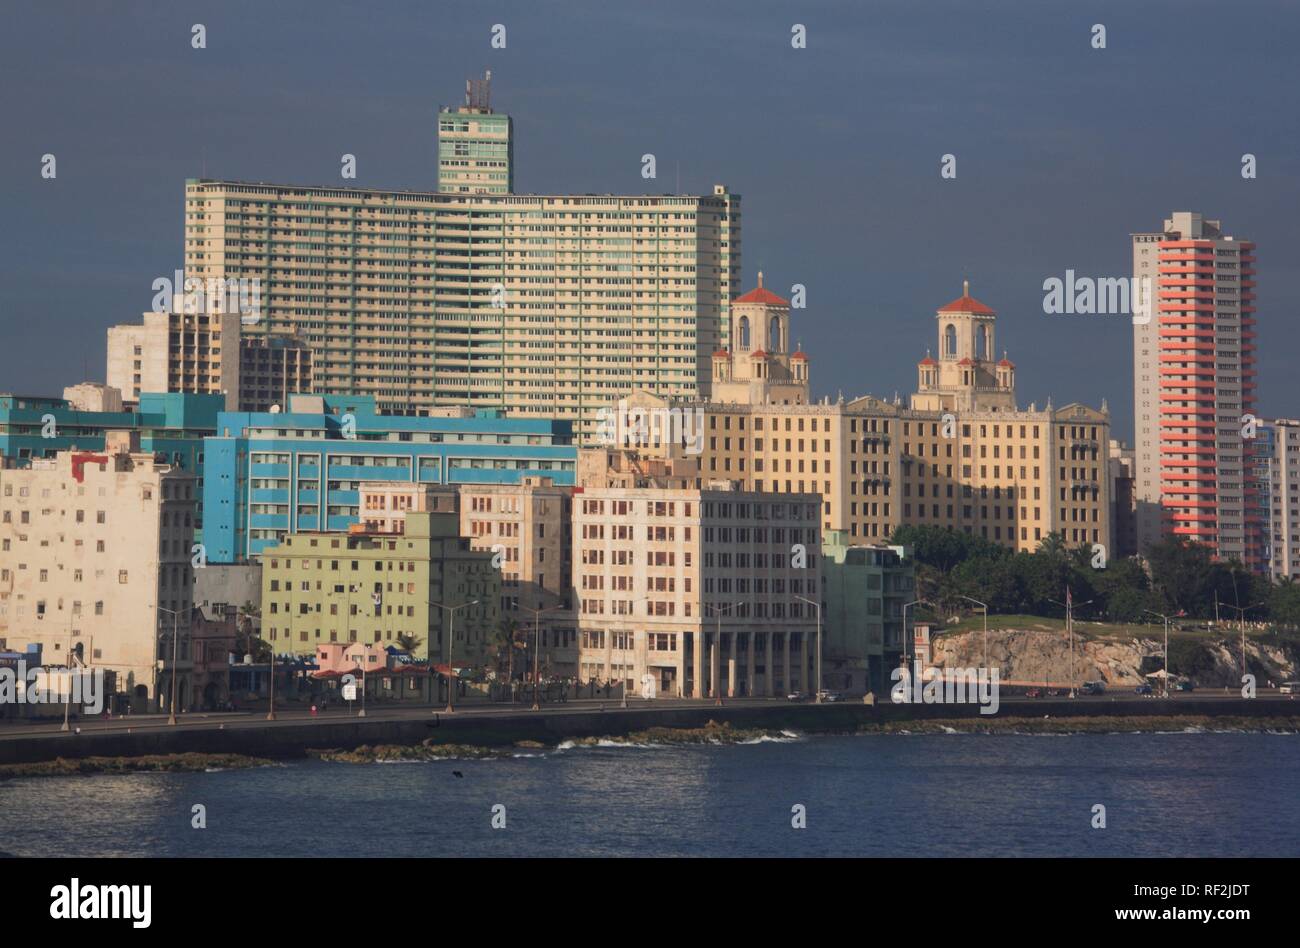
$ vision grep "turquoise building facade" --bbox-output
[202,394,576,563]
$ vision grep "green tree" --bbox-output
[1270,579,1300,631]
[491,618,526,682]
[235,601,269,662]
[395,631,424,655]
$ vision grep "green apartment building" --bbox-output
[184,179,740,441]
[260,511,500,667]
[438,72,513,194]
[821,531,914,694]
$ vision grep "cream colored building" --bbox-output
[182,180,740,439]
[1265,419,1300,580]
[62,383,123,414]
[107,307,312,412]
[107,309,240,408]
[357,478,578,675]
[0,432,197,709]
[573,484,821,698]
[592,279,1110,553]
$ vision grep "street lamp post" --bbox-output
[957,595,989,673]
[703,602,734,705]
[520,603,561,711]
[1220,601,1266,684]
[795,595,823,703]
[153,605,184,726]
[1049,595,1094,696]
[351,585,368,718]
[61,609,76,732]
[1144,609,1175,698]
[430,599,479,713]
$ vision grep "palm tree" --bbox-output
[395,632,424,655]
[235,601,268,662]
[1036,532,1067,560]
[491,618,525,682]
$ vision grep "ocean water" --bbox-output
[2,732,1297,857]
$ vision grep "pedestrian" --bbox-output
[310,704,318,717]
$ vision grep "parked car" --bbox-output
[1175,681,1194,692]
[1135,684,1154,695]
[817,690,843,703]
[1082,680,1106,695]
[787,691,806,702]
[1024,689,1041,698]
[1281,682,1300,695]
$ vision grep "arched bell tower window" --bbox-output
[738,316,751,350]
[944,323,957,357]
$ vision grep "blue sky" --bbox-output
[2,0,1298,440]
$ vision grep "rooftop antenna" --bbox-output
[466,70,492,111]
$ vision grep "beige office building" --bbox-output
[107,309,240,408]
[182,179,740,439]
[573,485,821,698]
[1265,419,1300,580]
[107,308,312,412]
[0,433,198,709]
[236,332,313,412]
[596,279,1110,553]
[357,478,578,675]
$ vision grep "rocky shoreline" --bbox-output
[308,716,1300,764]
[310,721,788,763]
[0,752,276,780]
[854,714,1300,735]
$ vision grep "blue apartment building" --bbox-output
[0,391,222,469]
[0,391,223,541]
[202,393,577,563]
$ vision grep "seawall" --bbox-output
[0,697,1293,765]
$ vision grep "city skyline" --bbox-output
[3,0,1299,442]
[3,2,1300,887]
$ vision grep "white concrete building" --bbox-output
[0,432,198,710]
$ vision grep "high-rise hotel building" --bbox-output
[437,71,513,195]
[1131,212,1259,565]
[598,279,1111,554]
[183,180,739,439]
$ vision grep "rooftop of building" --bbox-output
[185,178,735,204]
[0,391,224,429]
[734,271,789,307]
[211,393,575,440]
[937,280,996,316]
